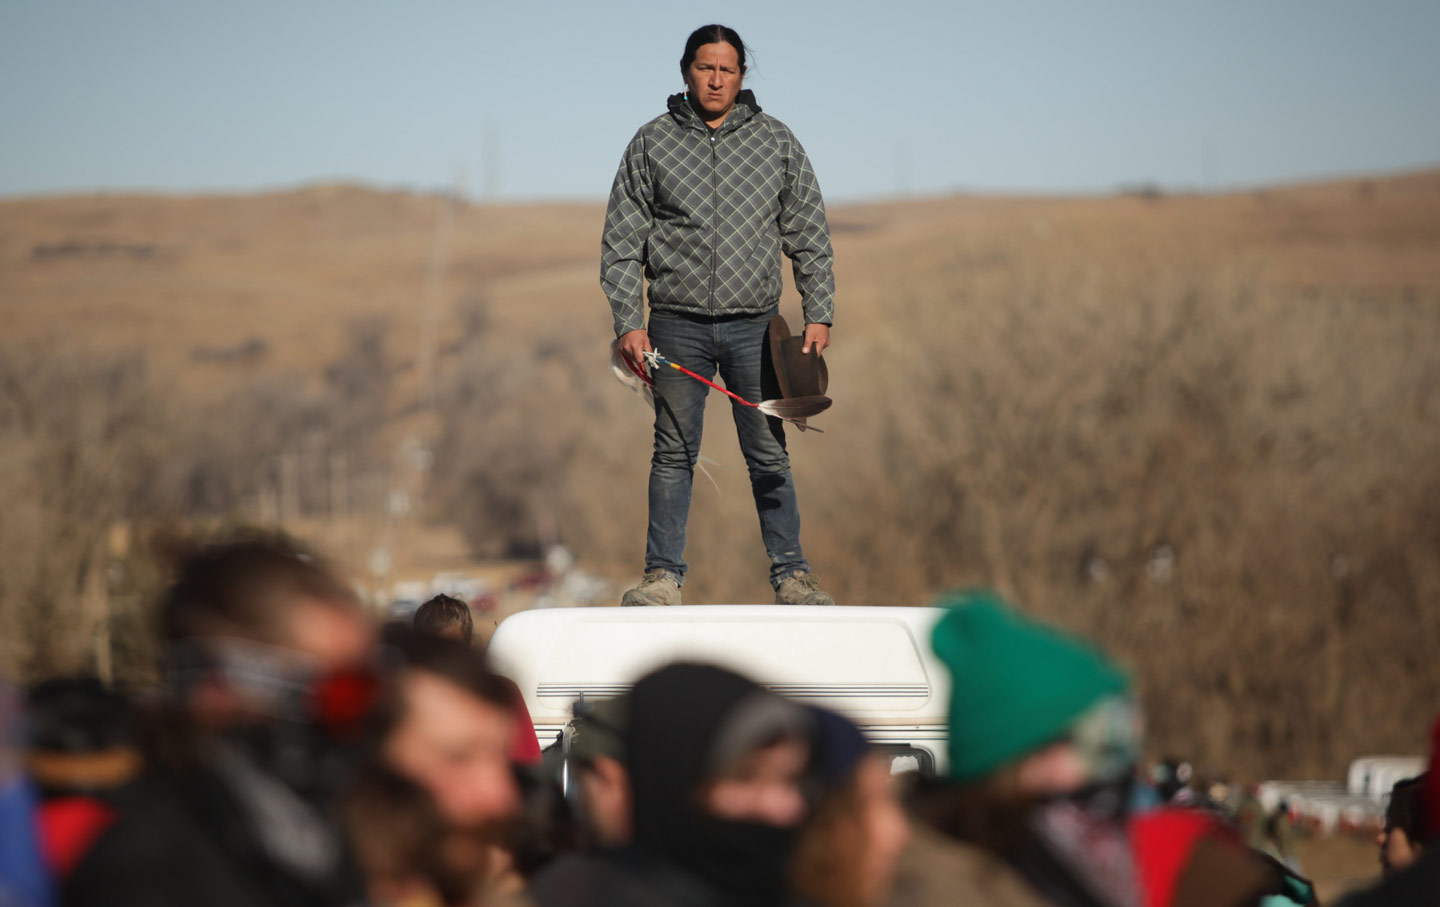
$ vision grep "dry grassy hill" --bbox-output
[3,173,1436,373]
[2,169,1439,777]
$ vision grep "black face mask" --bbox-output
[679,815,799,906]
[626,664,810,907]
[227,717,364,807]
[1055,773,1134,825]
[170,639,379,805]
[1016,775,1138,907]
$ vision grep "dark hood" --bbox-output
[624,663,807,907]
[666,89,761,133]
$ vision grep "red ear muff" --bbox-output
[312,668,379,738]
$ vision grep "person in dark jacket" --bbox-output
[527,663,815,907]
[1,677,52,907]
[604,24,836,607]
[1339,848,1440,907]
[63,534,377,907]
[1338,720,1440,907]
[24,677,141,884]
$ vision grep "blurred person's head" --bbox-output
[930,592,1134,796]
[25,677,140,798]
[160,533,376,726]
[413,594,473,646]
[923,592,1138,903]
[160,533,371,660]
[626,662,814,906]
[680,24,747,124]
[155,533,378,799]
[375,627,521,834]
[1379,774,1427,875]
[792,708,910,907]
[568,695,631,848]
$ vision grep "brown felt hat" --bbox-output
[767,314,829,400]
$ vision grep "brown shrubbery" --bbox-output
[3,178,1438,778]
[805,260,1440,777]
[430,257,1440,778]
[0,349,170,680]
[0,324,396,682]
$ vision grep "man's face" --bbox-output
[852,754,911,903]
[284,598,375,672]
[683,42,743,123]
[436,624,470,645]
[701,737,809,827]
[1013,740,1091,797]
[1379,824,1422,875]
[383,670,520,829]
[579,754,632,847]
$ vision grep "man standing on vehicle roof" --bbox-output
[604,24,835,608]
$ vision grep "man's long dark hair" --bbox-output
[680,24,748,74]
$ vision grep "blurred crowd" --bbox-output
[0,533,1432,906]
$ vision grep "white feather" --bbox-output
[608,342,721,494]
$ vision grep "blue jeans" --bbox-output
[645,308,810,588]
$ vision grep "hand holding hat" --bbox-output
[800,323,830,357]
[765,314,832,430]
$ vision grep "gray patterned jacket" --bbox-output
[601,90,835,337]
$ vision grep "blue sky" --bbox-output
[2,0,1437,200]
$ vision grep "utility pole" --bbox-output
[330,451,349,520]
[415,167,463,413]
[483,125,500,201]
[280,450,300,523]
[895,141,912,198]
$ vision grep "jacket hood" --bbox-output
[625,662,810,906]
[666,89,762,133]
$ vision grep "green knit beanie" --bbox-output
[930,590,1130,782]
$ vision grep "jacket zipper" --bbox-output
[708,129,719,314]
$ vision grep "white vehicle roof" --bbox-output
[488,605,952,765]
